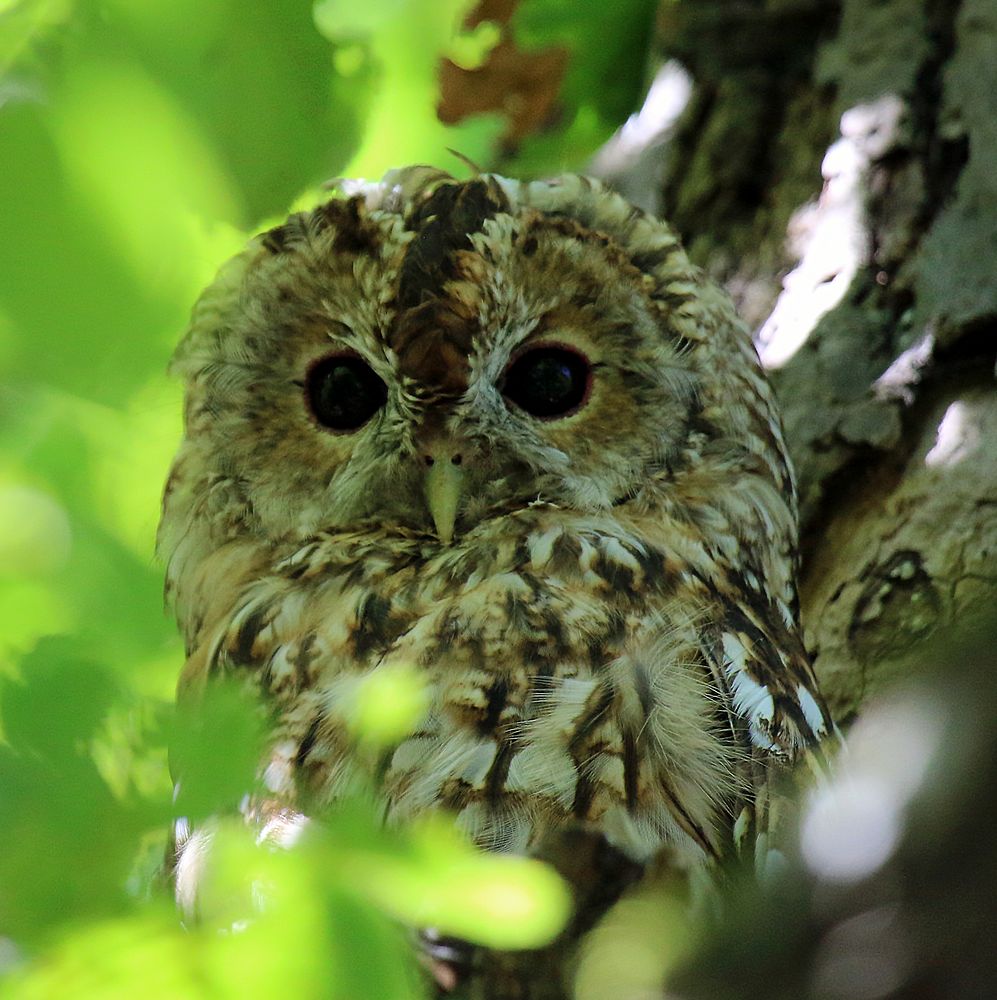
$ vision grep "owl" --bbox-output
[159,169,830,946]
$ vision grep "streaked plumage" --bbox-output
[160,169,830,916]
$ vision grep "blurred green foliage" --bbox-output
[0,0,656,995]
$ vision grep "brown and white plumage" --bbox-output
[159,170,830,902]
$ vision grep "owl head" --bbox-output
[160,169,796,603]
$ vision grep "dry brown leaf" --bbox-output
[437,0,568,150]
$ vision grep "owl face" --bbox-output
[166,174,739,553]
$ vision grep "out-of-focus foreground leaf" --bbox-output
[0,639,168,943]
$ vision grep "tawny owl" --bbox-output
[159,169,830,942]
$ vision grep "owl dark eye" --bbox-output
[502,346,591,418]
[305,355,387,431]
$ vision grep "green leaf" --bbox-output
[169,681,269,822]
[506,0,658,174]
[336,815,572,950]
[0,640,166,942]
[346,662,430,747]
[0,0,73,76]
[315,0,504,178]
[95,0,364,223]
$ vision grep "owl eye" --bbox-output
[501,346,591,418]
[306,355,387,431]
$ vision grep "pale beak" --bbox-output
[422,445,465,545]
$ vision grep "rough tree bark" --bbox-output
[463,2,995,996]
[633,0,996,723]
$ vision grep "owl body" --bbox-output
[160,171,829,880]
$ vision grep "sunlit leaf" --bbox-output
[163,818,425,1000]
[0,100,184,403]
[445,19,501,71]
[51,58,239,294]
[316,0,504,178]
[0,579,75,671]
[573,884,696,1000]
[88,376,182,560]
[196,823,336,998]
[346,662,430,747]
[339,815,572,949]
[0,383,182,688]
[99,0,364,222]
[511,0,657,126]
[0,0,73,75]
[0,911,203,1000]
[0,481,71,577]
[170,681,269,823]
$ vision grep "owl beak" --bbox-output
[422,446,464,545]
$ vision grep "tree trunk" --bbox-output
[616,0,997,723]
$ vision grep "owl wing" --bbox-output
[715,599,829,756]
[692,576,835,870]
